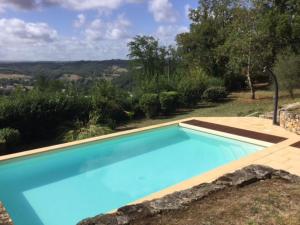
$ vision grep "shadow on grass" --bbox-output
[116,100,233,132]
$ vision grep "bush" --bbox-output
[0,91,92,141]
[224,72,247,91]
[177,70,209,106]
[274,50,300,98]
[0,128,20,148]
[177,78,207,106]
[202,87,228,102]
[159,91,179,115]
[139,93,160,118]
[91,97,129,128]
[0,139,6,155]
[62,124,113,142]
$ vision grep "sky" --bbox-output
[0,0,198,61]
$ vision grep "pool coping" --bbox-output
[0,117,284,162]
[179,123,273,147]
[0,117,298,223]
[182,119,287,144]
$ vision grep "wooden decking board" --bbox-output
[291,141,300,148]
[182,119,287,144]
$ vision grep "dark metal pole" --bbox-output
[264,66,279,125]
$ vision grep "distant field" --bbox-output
[0,73,31,80]
[118,89,300,130]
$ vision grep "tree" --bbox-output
[274,50,300,98]
[127,35,179,93]
[220,4,270,99]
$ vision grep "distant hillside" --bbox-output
[0,60,133,94]
[0,60,129,79]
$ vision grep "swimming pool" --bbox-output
[0,125,265,225]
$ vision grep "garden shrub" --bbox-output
[0,138,6,155]
[91,97,129,128]
[62,124,113,142]
[202,87,228,102]
[0,92,92,141]
[0,127,20,149]
[177,77,207,106]
[159,91,179,115]
[274,50,300,98]
[139,93,160,118]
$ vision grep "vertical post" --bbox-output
[264,67,279,125]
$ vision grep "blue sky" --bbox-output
[0,0,198,61]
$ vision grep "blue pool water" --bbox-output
[0,126,264,225]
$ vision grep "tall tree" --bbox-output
[220,3,271,99]
[128,35,179,92]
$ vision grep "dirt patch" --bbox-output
[132,178,300,225]
[0,73,31,80]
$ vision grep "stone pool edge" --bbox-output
[77,165,300,225]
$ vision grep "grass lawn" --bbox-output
[118,89,300,130]
[14,89,300,153]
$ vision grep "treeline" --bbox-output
[0,60,129,78]
[177,0,300,99]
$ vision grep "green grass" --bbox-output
[118,89,300,130]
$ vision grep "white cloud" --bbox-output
[85,15,131,41]
[184,4,191,19]
[148,0,178,23]
[74,14,86,28]
[0,36,129,61]
[0,0,143,12]
[0,15,130,61]
[155,25,188,44]
[0,18,57,43]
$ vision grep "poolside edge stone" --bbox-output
[0,202,13,225]
[77,165,299,225]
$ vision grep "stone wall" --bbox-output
[280,110,300,135]
[0,202,13,225]
[77,165,299,225]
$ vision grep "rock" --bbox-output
[279,102,300,135]
[0,202,13,225]
[77,165,299,225]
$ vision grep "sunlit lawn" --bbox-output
[118,89,300,130]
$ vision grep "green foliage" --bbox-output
[274,50,300,98]
[177,69,209,106]
[159,91,179,115]
[139,93,160,118]
[0,91,91,141]
[0,128,20,148]
[202,87,228,102]
[90,97,129,129]
[90,80,130,128]
[128,35,181,93]
[62,123,113,142]
[0,60,129,78]
[177,0,300,96]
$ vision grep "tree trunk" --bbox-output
[289,89,294,99]
[247,42,255,100]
